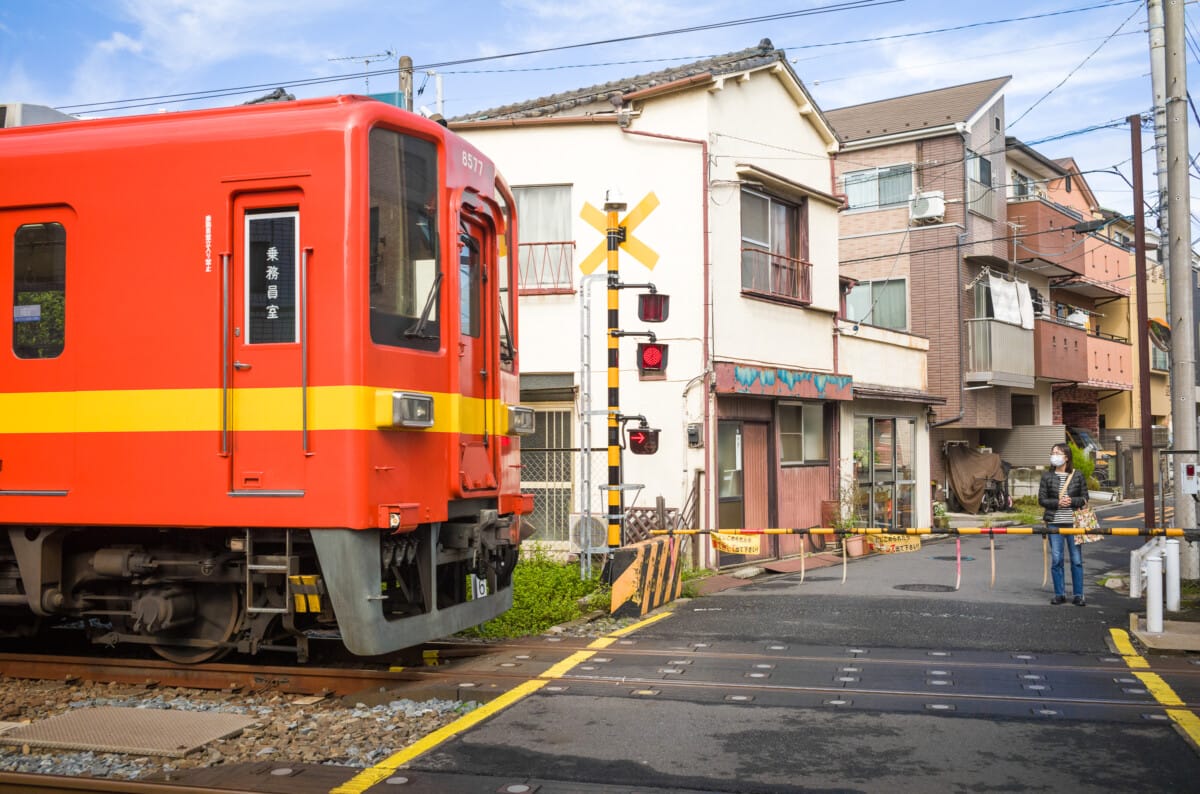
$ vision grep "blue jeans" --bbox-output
[1048,527,1084,598]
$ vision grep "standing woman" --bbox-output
[1039,443,1089,605]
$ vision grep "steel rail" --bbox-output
[0,772,243,794]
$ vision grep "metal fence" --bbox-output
[519,450,693,544]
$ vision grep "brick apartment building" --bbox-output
[826,78,1133,503]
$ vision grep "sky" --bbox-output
[1,0,1197,236]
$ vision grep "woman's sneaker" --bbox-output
[1050,595,1066,605]
[1073,596,1086,607]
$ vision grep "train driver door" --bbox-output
[228,195,307,495]
[455,207,498,494]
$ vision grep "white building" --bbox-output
[455,41,936,567]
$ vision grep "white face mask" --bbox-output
[1050,454,1066,467]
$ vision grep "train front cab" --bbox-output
[307,120,532,656]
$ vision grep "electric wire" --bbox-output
[1007,2,1143,130]
[53,0,1139,116]
[55,0,904,113]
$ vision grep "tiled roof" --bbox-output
[824,76,1011,142]
[452,39,786,122]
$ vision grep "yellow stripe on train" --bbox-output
[0,386,509,436]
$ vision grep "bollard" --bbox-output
[1129,537,1164,600]
[1145,553,1164,634]
[1165,539,1181,613]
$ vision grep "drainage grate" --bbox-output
[932,555,974,561]
[894,583,957,593]
[0,707,254,757]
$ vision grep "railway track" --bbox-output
[3,636,1197,710]
[0,771,238,793]
[0,641,512,697]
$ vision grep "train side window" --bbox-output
[369,128,441,351]
[459,231,480,338]
[12,222,66,359]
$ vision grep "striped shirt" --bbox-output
[1052,472,1074,525]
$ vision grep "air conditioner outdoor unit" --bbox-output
[568,514,608,554]
[909,190,945,223]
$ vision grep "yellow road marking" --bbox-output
[330,611,675,793]
[328,678,548,794]
[1109,629,1200,749]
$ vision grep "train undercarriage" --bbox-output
[0,516,519,664]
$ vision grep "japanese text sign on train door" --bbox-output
[246,211,298,344]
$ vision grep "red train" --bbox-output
[0,96,533,662]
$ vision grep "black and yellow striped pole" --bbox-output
[605,191,627,549]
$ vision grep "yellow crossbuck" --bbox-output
[579,192,660,273]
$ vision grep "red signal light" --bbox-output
[637,342,668,375]
[628,427,660,455]
[638,292,670,323]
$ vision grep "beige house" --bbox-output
[453,41,936,566]
[828,78,1135,506]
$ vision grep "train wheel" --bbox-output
[150,584,241,664]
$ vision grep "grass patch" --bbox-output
[1004,495,1043,526]
[458,544,608,639]
[680,566,715,599]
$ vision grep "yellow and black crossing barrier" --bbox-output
[649,526,1199,589]
[605,535,684,618]
[650,527,1198,538]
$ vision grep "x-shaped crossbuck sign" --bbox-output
[578,192,660,274]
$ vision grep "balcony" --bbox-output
[518,241,575,294]
[964,318,1034,389]
[1086,333,1133,390]
[1006,196,1085,278]
[1034,318,1088,383]
[740,247,812,305]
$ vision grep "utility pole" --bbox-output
[1130,117,1156,526]
[1164,0,1196,538]
[1148,0,1168,267]
[398,55,414,112]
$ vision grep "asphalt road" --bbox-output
[377,503,1200,793]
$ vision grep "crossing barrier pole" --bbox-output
[1165,539,1181,612]
[1146,553,1164,634]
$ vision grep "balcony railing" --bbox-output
[968,179,997,219]
[740,247,812,304]
[1034,317,1088,383]
[518,241,575,294]
[965,318,1035,389]
[1087,334,1133,390]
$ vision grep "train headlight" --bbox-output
[507,406,535,436]
[392,392,435,428]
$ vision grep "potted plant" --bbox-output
[832,480,868,557]
[932,501,949,530]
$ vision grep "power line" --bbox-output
[786,0,1140,56]
[54,0,1138,116]
[840,219,1136,267]
[55,0,903,113]
[1008,2,1143,129]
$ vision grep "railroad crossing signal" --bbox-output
[638,292,669,323]
[628,427,660,455]
[579,192,660,274]
[637,342,668,375]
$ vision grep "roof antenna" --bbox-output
[329,49,397,94]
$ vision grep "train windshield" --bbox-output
[368,128,441,351]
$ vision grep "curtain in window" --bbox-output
[513,186,571,243]
[877,166,912,207]
[844,171,878,209]
[872,279,907,330]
